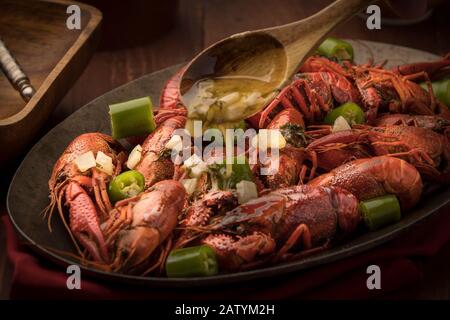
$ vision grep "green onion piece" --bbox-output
[317,37,354,61]
[109,97,156,139]
[359,195,401,231]
[165,245,219,277]
[108,170,145,203]
[228,156,253,188]
[209,155,254,189]
[421,79,450,107]
[324,102,365,125]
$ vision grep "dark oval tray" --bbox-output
[7,41,450,288]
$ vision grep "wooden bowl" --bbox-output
[0,0,101,165]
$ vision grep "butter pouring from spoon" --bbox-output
[179,0,375,121]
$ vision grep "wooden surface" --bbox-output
[265,0,375,84]
[49,0,450,128]
[0,0,101,164]
[1,0,450,299]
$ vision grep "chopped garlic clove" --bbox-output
[224,100,246,121]
[190,161,208,178]
[184,154,203,168]
[244,92,262,106]
[332,116,352,132]
[236,180,258,204]
[198,80,214,91]
[181,178,198,195]
[195,103,210,116]
[75,151,96,172]
[219,92,240,106]
[272,130,287,149]
[202,91,213,98]
[251,129,286,149]
[165,135,183,152]
[126,144,143,169]
[96,151,114,175]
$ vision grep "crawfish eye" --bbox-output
[235,224,247,235]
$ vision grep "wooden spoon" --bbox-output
[179,0,375,108]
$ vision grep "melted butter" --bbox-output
[181,35,286,127]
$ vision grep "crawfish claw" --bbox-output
[66,181,109,263]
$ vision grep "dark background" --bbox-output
[1,0,450,299]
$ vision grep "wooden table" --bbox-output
[1,0,449,299]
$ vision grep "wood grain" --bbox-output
[50,0,203,126]
[0,0,101,165]
[1,0,450,299]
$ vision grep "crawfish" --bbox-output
[374,114,450,134]
[196,185,359,271]
[353,66,450,122]
[174,190,239,248]
[298,128,370,181]
[102,180,186,274]
[47,133,126,216]
[154,67,188,125]
[44,132,126,261]
[265,55,450,126]
[308,156,423,211]
[302,124,450,184]
[250,56,360,129]
[250,56,359,128]
[65,180,109,262]
[44,133,126,261]
[252,148,305,190]
[391,53,450,80]
[254,71,360,129]
[251,119,312,189]
[134,115,186,189]
[299,55,354,76]
[370,125,450,184]
[302,55,450,121]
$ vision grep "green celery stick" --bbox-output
[109,96,156,139]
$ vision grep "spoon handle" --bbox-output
[266,0,376,76]
[275,0,375,40]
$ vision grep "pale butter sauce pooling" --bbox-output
[181,35,287,132]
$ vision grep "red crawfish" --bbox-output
[301,124,450,184]
[134,115,186,189]
[374,114,450,134]
[174,190,239,249]
[308,156,423,211]
[101,180,186,274]
[182,185,360,271]
[44,133,126,261]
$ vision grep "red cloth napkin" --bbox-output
[2,203,450,300]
